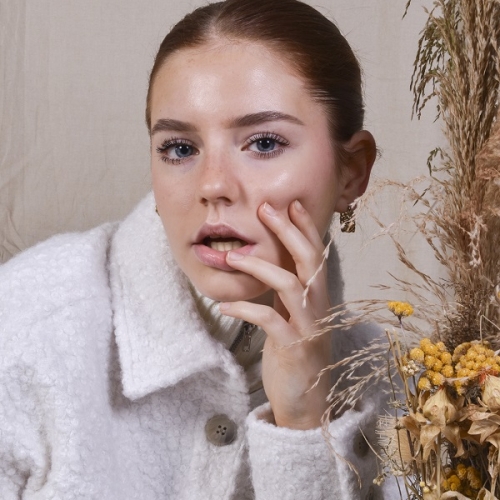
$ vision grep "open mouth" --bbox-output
[203,237,247,252]
[193,225,255,270]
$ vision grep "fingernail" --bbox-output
[294,200,305,212]
[227,251,244,260]
[219,302,231,311]
[263,202,277,216]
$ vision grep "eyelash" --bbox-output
[155,131,290,164]
[244,132,290,159]
[156,137,194,165]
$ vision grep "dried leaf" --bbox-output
[469,419,500,443]
[401,413,424,438]
[478,488,500,500]
[441,492,474,499]
[482,375,500,411]
[423,388,461,426]
[441,491,474,499]
[486,431,500,450]
[442,423,465,457]
[421,423,441,460]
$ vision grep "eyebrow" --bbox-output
[150,111,304,135]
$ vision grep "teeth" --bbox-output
[210,240,244,251]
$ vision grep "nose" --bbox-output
[197,152,240,206]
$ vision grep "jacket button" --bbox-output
[205,415,237,446]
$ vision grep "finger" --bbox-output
[225,252,317,334]
[259,202,330,315]
[287,201,333,315]
[288,200,325,250]
[219,300,298,345]
[258,202,324,286]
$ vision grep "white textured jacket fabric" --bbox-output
[0,194,384,499]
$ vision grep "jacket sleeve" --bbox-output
[246,395,383,500]
[245,316,390,500]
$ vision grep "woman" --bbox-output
[0,0,383,498]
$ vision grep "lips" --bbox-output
[193,224,256,271]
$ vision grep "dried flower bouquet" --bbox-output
[321,1,500,498]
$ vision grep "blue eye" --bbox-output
[174,144,193,158]
[156,139,197,164]
[246,132,289,159]
[256,138,277,152]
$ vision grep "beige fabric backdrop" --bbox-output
[0,0,443,303]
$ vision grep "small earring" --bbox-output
[340,204,356,233]
[155,205,159,216]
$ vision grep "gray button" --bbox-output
[205,414,237,446]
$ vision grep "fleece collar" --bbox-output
[109,193,245,401]
[108,193,345,401]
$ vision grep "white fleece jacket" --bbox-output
[0,194,385,499]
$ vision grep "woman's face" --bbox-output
[150,40,346,302]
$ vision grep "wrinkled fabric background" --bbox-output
[0,0,443,302]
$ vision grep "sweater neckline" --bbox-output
[188,283,266,376]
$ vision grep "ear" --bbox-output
[334,130,376,213]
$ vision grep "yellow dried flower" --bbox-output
[474,345,486,355]
[456,464,467,480]
[433,359,443,372]
[465,360,475,370]
[485,357,497,367]
[467,467,482,490]
[429,371,445,386]
[436,341,446,352]
[440,352,452,365]
[418,376,432,391]
[441,365,454,378]
[453,342,471,362]
[466,350,477,361]
[424,355,437,369]
[422,343,439,356]
[448,474,461,491]
[387,301,414,318]
[409,347,425,363]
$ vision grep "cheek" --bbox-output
[152,167,193,214]
[256,165,337,230]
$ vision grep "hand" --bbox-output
[220,200,332,430]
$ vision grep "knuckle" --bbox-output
[281,273,300,293]
[261,306,277,325]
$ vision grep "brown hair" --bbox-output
[146,0,364,159]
